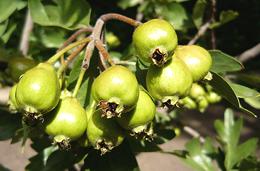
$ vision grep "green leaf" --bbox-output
[156,2,193,30]
[183,138,217,171]
[209,72,256,117]
[118,0,142,9]
[26,145,88,171]
[0,22,17,43]
[84,141,140,171]
[244,96,260,109]
[0,20,8,37]
[214,109,242,170]
[228,83,260,98]
[0,109,22,140]
[28,0,91,30]
[234,138,258,166]
[67,53,85,85]
[31,27,67,48]
[76,76,94,108]
[209,50,244,73]
[192,0,207,28]
[0,0,18,22]
[0,164,11,171]
[236,73,260,88]
[210,10,239,29]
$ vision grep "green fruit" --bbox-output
[175,45,212,81]
[189,83,206,100]
[8,84,20,113]
[178,97,197,109]
[92,65,139,118]
[87,110,125,155]
[16,63,61,120]
[198,97,208,113]
[106,32,120,48]
[146,57,193,106]
[44,97,88,149]
[117,89,155,140]
[8,57,37,82]
[206,91,221,103]
[133,19,178,66]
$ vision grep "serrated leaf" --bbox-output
[156,2,193,30]
[192,0,207,28]
[228,83,260,98]
[209,50,243,73]
[28,0,91,30]
[234,138,258,166]
[183,138,217,171]
[214,109,244,170]
[209,72,256,117]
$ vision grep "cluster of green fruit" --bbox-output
[7,18,215,155]
[179,83,221,112]
[133,19,212,106]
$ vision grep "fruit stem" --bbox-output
[57,42,88,77]
[73,68,86,97]
[47,37,91,64]
[95,39,115,67]
[100,13,141,27]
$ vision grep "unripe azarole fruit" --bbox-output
[8,57,37,82]
[175,45,212,82]
[8,84,20,112]
[133,19,178,66]
[146,57,193,105]
[44,97,88,149]
[16,63,61,115]
[92,65,139,118]
[117,89,155,139]
[87,110,124,155]
[189,83,206,100]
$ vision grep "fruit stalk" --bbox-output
[47,37,91,64]
[73,68,86,97]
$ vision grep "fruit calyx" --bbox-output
[95,139,114,155]
[54,135,71,150]
[130,124,155,142]
[97,98,124,118]
[162,96,179,109]
[22,111,44,126]
[151,47,168,67]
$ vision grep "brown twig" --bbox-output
[238,43,260,62]
[0,87,10,106]
[188,22,211,45]
[82,19,104,69]
[19,11,33,56]
[82,14,140,69]
[95,39,115,67]
[183,126,205,143]
[100,13,141,27]
[210,0,217,49]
